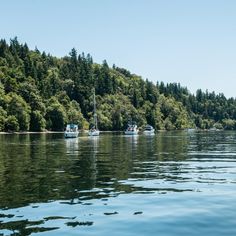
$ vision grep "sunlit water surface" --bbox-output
[0,131,236,235]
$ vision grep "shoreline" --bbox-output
[0,129,226,135]
[0,131,64,134]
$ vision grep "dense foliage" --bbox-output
[0,37,236,132]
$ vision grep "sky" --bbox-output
[1,0,236,98]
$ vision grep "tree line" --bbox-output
[0,37,236,132]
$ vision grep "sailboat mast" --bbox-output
[93,89,97,129]
[93,89,96,114]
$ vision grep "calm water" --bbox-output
[0,131,236,236]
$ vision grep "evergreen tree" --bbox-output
[0,37,236,132]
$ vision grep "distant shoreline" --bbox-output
[0,130,120,134]
[0,129,227,135]
[0,131,64,134]
[0,130,121,135]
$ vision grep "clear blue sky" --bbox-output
[1,0,236,98]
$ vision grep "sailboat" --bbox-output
[143,124,155,135]
[88,89,100,136]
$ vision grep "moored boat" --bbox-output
[143,124,155,135]
[88,127,100,136]
[64,124,79,138]
[124,123,138,135]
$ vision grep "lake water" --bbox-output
[0,131,236,236]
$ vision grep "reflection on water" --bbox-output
[65,138,79,155]
[0,131,236,236]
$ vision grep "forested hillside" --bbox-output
[0,37,236,132]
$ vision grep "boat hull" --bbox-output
[88,130,100,136]
[124,124,138,135]
[64,132,79,138]
[124,130,138,135]
[143,130,155,135]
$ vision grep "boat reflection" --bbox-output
[65,138,79,155]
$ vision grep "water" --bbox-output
[0,131,236,236]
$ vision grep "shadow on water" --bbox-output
[1,131,236,235]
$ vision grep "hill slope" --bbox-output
[0,37,236,131]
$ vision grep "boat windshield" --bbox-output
[145,125,153,131]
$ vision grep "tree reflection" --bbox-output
[0,131,191,209]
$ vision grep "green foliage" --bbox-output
[5,115,19,131]
[1,37,236,132]
[96,94,140,130]
[0,83,7,108]
[42,68,61,98]
[7,92,31,131]
[213,122,223,130]
[30,110,46,131]
[67,100,86,128]
[0,106,7,131]
[222,119,236,130]
[45,97,67,131]
[159,95,192,130]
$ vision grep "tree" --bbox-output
[41,68,62,98]
[0,107,7,131]
[7,92,31,131]
[0,83,6,108]
[222,119,236,130]
[45,97,67,131]
[67,100,85,128]
[1,37,236,132]
[96,60,113,95]
[30,110,46,131]
[5,115,19,132]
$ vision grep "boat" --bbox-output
[124,123,139,135]
[143,124,155,135]
[64,124,79,138]
[88,90,100,136]
[88,127,100,136]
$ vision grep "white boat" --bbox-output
[124,124,138,135]
[64,124,79,138]
[88,90,100,136]
[143,124,155,135]
[88,128,100,136]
